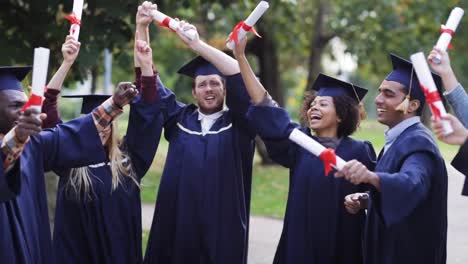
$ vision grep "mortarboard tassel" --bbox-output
[358,102,367,121]
[395,95,410,114]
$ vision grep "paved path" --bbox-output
[142,164,468,264]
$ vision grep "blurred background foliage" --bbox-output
[1,0,467,120]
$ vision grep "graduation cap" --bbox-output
[177,56,224,79]
[62,94,110,114]
[385,53,443,111]
[312,73,368,103]
[0,66,32,92]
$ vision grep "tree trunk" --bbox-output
[305,1,334,91]
[91,65,98,94]
[247,25,282,165]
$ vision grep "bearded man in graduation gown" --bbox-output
[0,65,138,264]
[142,20,256,264]
[337,54,448,264]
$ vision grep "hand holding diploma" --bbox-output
[289,128,346,175]
[66,0,84,40]
[410,52,453,135]
[22,47,50,112]
[148,8,197,40]
[431,7,464,64]
[226,1,269,50]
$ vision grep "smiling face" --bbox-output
[374,80,421,128]
[192,74,226,114]
[306,95,341,138]
[0,90,28,134]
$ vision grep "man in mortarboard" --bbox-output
[0,64,138,263]
[141,15,256,264]
[336,54,448,264]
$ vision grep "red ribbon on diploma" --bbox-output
[158,17,175,32]
[229,20,261,44]
[440,25,455,50]
[66,13,81,36]
[319,148,337,176]
[420,84,442,119]
[21,94,43,112]
[66,13,81,26]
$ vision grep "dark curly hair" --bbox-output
[300,91,360,138]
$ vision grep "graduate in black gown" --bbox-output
[143,20,256,264]
[0,65,138,263]
[41,9,162,263]
[432,113,468,195]
[232,37,376,264]
[338,54,448,264]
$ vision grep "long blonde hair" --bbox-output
[66,121,139,200]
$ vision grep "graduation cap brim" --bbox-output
[312,73,368,103]
[0,66,32,92]
[177,56,224,79]
[62,94,111,114]
[385,53,443,104]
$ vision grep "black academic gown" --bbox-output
[451,140,468,196]
[53,95,162,264]
[0,114,107,264]
[247,105,376,264]
[143,74,255,264]
[364,122,447,264]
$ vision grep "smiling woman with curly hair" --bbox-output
[233,36,376,264]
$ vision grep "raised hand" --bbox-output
[232,36,248,60]
[427,47,452,76]
[432,114,468,146]
[175,20,200,48]
[134,31,153,75]
[15,108,47,142]
[136,1,157,29]
[112,82,139,108]
[62,35,81,64]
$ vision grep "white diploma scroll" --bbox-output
[289,128,347,171]
[24,47,50,111]
[432,7,464,64]
[226,1,269,50]
[68,0,84,40]
[410,52,453,135]
[150,10,196,40]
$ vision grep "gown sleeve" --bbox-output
[124,73,163,179]
[0,152,21,202]
[41,89,62,128]
[225,73,256,136]
[376,151,435,226]
[40,114,107,172]
[156,76,186,140]
[247,104,299,168]
[451,139,468,196]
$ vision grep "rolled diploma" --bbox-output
[410,52,453,135]
[433,7,464,64]
[30,47,50,111]
[289,128,347,170]
[150,10,196,40]
[70,0,83,40]
[226,1,269,50]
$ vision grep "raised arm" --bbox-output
[42,82,138,171]
[42,36,81,128]
[428,48,468,126]
[124,18,163,179]
[232,37,268,104]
